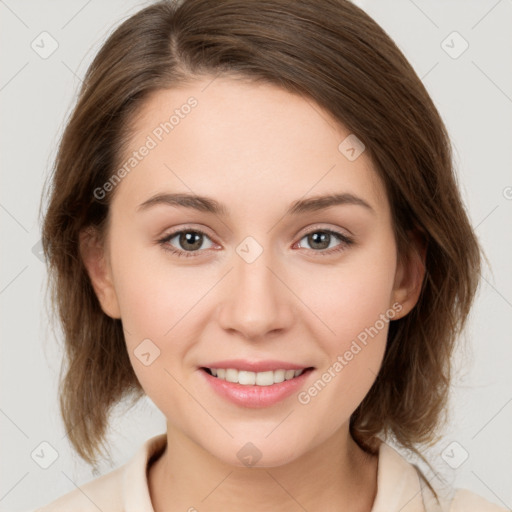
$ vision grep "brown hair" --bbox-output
[40,0,481,486]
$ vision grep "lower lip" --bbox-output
[200,368,314,408]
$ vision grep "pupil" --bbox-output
[310,232,329,250]
[181,232,202,251]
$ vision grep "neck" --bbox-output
[148,422,379,512]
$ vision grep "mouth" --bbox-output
[199,362,316,408]
[200,367,315,386]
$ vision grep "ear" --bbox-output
[79,227,121,319]
[391,229,427,319]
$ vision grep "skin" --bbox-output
[80,75,425,512]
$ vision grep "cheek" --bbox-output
[110,236,192,341]
[108,242,189,402]
[114,260,172,341]
[114,249,194,415]
[109,240,213,398]
[293,238,397,413]
[302,238,397,351]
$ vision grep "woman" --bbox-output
[35,0,507,510]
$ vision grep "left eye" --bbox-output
[159,229,215,257]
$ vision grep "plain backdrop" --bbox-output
[1,0,511,510]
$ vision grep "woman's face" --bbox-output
[83,75,421,467]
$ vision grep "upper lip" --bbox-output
[201,359,313,372]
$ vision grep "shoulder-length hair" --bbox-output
[41,0,481,479]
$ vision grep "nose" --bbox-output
[216,246,295,341]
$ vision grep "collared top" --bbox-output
[33,434,508,512]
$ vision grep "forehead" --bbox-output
[110,75,388,218]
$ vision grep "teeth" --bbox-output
[207,367,306,386]
[285,369,295,380]
[226,368,238,383]
[273,369,285,383]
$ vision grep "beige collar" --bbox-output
[122,433,447,512]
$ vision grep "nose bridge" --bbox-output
[217,237,293,339]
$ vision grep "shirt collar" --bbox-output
[370,440,427,512]
[122,434,430,512]
[123,433,166,512]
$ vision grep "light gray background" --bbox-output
[1,0,511,510]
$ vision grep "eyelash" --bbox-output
[157,226,354,259]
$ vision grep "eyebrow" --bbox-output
[137,192,375,216]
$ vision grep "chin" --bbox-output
[208,435,309,469]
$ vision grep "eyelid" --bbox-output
[295,222,354,239]
[161,224,217,241]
